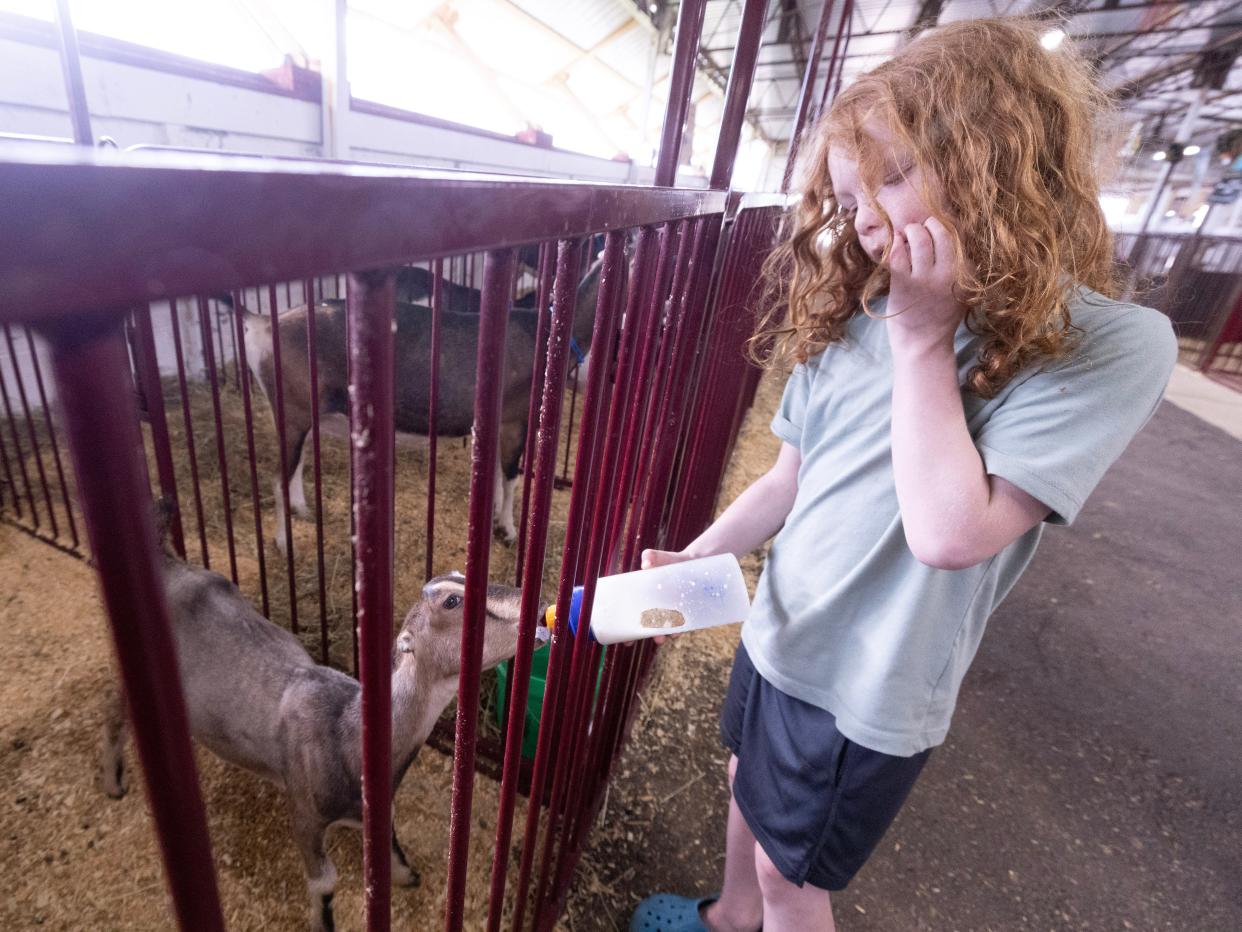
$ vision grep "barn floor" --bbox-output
[3,366,1240,931]
[565,371,1242,931]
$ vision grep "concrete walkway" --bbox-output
[1163,363,1242,440]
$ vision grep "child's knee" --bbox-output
[753,842,790,896]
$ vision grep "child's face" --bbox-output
[827,126,943,266]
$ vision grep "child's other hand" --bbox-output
[640,548,693,570]
[639,549,695,644]
[885,217,967,353]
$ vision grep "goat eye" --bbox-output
[444,594,462,610]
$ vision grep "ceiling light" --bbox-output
[1184,144,1201,156]
[1040,29,1065,50]
[1152,151,1167,161]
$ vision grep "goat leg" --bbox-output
[390,821,420,888]
[98,687,128,799]
[290,806,337,932]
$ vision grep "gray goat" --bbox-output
[99,536,547,931]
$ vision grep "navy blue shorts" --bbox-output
[720,642,931,891]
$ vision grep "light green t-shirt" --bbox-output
[742,287,1177,756]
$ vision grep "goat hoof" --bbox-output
[396,866,421,889]
[493,525,517,547]
[100,764,127,799]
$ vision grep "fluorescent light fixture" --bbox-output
[1184,144,1201,156]
[1041,29,1065,50]
[1152,151,1167,161]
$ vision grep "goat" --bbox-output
[99,514,547,931]
[392,265,537,313]
[240,259,601,553]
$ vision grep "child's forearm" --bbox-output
[889,338,994,566]
[682,451,800,559]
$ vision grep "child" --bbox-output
[630,17,1177,932]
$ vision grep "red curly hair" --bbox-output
[753,17,1123,398]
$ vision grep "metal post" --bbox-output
[654,0,709,186]
[783,0,836,191]
[39,312,224,932]
[485,238,582,932]
[709,0,770,191]
[52,0,93,145]
[347,268,398,932]
[443,250,513,932]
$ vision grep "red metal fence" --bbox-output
[0,1,793,929]
[1119,231,1242,389]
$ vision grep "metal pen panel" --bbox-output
[22,325,79,548]
[3,324,59,539]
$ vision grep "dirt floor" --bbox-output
[0,359,590,929]
[4,360,1241,931]
[565,394,1242,931]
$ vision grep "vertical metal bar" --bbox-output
[783,0,836,192]
[167,301,210,566]
[515,241,556,585]
[485,238,582,932]
[532,232,639,924]
[38,313,224,932]
[0,408,19,518]
[226,296,241,389]
[347,268,397,932]
[23,326,80,548]
[3,324,60,539]
[443,249,514,932]
[232,296,271,617]
[546,226,710,914]
[655,0,709,187]
[560,360,580,483]
[511,231,627,932]
[305,282,330,663]
[267,284,299,634]
[345,278,359,675]
[425,258,444,582]
[212,297,227,387]
[196,297,238,584]
[51,0,93,146]
[709,0,770,191]
[132,306,185,558]
[0,349,38,525]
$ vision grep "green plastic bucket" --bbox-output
[496,641,606,760]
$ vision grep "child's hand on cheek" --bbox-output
[885,217,967,354]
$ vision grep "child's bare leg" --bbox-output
[753,843,835,932]
[702,755,763,932]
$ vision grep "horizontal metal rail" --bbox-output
[0,147,726,324]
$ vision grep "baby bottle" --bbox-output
[544,553,751,645]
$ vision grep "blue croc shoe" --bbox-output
[629,893,719,932]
